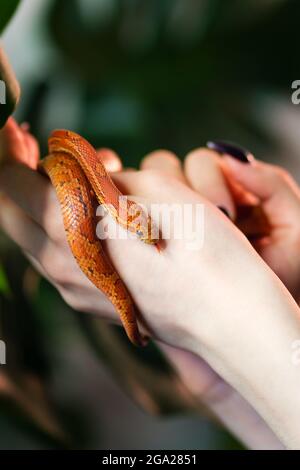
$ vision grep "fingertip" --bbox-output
[222,155,277,202]
[141,149,184,182]
[97,148,123,172]
[22,132,40,169]
[0,117,40,169]
[184,148,236,219]
[207,140,254,164]
[223,154,266,179]
[223,154,247,171]
[141,149,181,169]
[184,147,220,167]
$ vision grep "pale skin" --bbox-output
[150,148,300,449]
[1,120,300,449]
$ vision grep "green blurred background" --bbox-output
[1,0,300,450]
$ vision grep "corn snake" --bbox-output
[41,130,158,346]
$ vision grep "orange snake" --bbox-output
[41,130,158,346]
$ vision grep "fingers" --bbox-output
[0,146,126,245]
[141,150,186,182]
[24,239,118,322]
[0,194,48,257]
[97,148,137,173]
[111,169,189,204]
[96,148,123,173]
[0,117,39,169]
[223,156,300,227]
[0,195,65,283]
[223,156,298,200]
[24,251,53,283]
[0,119,64,244]
[0,164,66,244]
[0,193,118,319]
[184,148,236,219]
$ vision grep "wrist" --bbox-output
[185,263,300,448]
[174,246,272,351]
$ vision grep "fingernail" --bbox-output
[217,206,231,219]
[207,140,254,163]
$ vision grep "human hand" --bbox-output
[0,119,272,347]
[156,143,300,448]
[181,141,300,302]
[1,121,300,448]
[222,150,300,302]
[139,148,284,449]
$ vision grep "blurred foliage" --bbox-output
[0,0,20,34]
[77,316,200,415]
[0,263,10,296]
[0,242,68,447]
[0,0,297,450]
[41,0,297,162]
[0,0,21,127]
[0,47,20,128]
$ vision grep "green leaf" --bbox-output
[0,0,21,34]
[0,263,11,297]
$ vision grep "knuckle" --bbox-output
[45,212,66,244]
[143,169,170,186]
[59,288,90,313]
[41,251,69,285]
[58,289,80,311]
[272,165,288,178]
[277,168,292,183]
[42,190,66,243]
[266,165,291,182]
[267,165,293,186]
[48,222,66,245]
[143,150,179,166]
[185,148,217,166]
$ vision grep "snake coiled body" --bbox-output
[41,130,156,346]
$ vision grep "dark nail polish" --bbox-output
[207,140,252,163]
[217,206,231,218]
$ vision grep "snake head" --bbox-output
[132,212,159,245]
[135,224,159,245]
[125,199,159,245]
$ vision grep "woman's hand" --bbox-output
[139,149,284,449]
[2,121,300,448]
[222,153,300,302]
[181,143,300,302]
[0,120,274,347]
[155,145,300,448]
